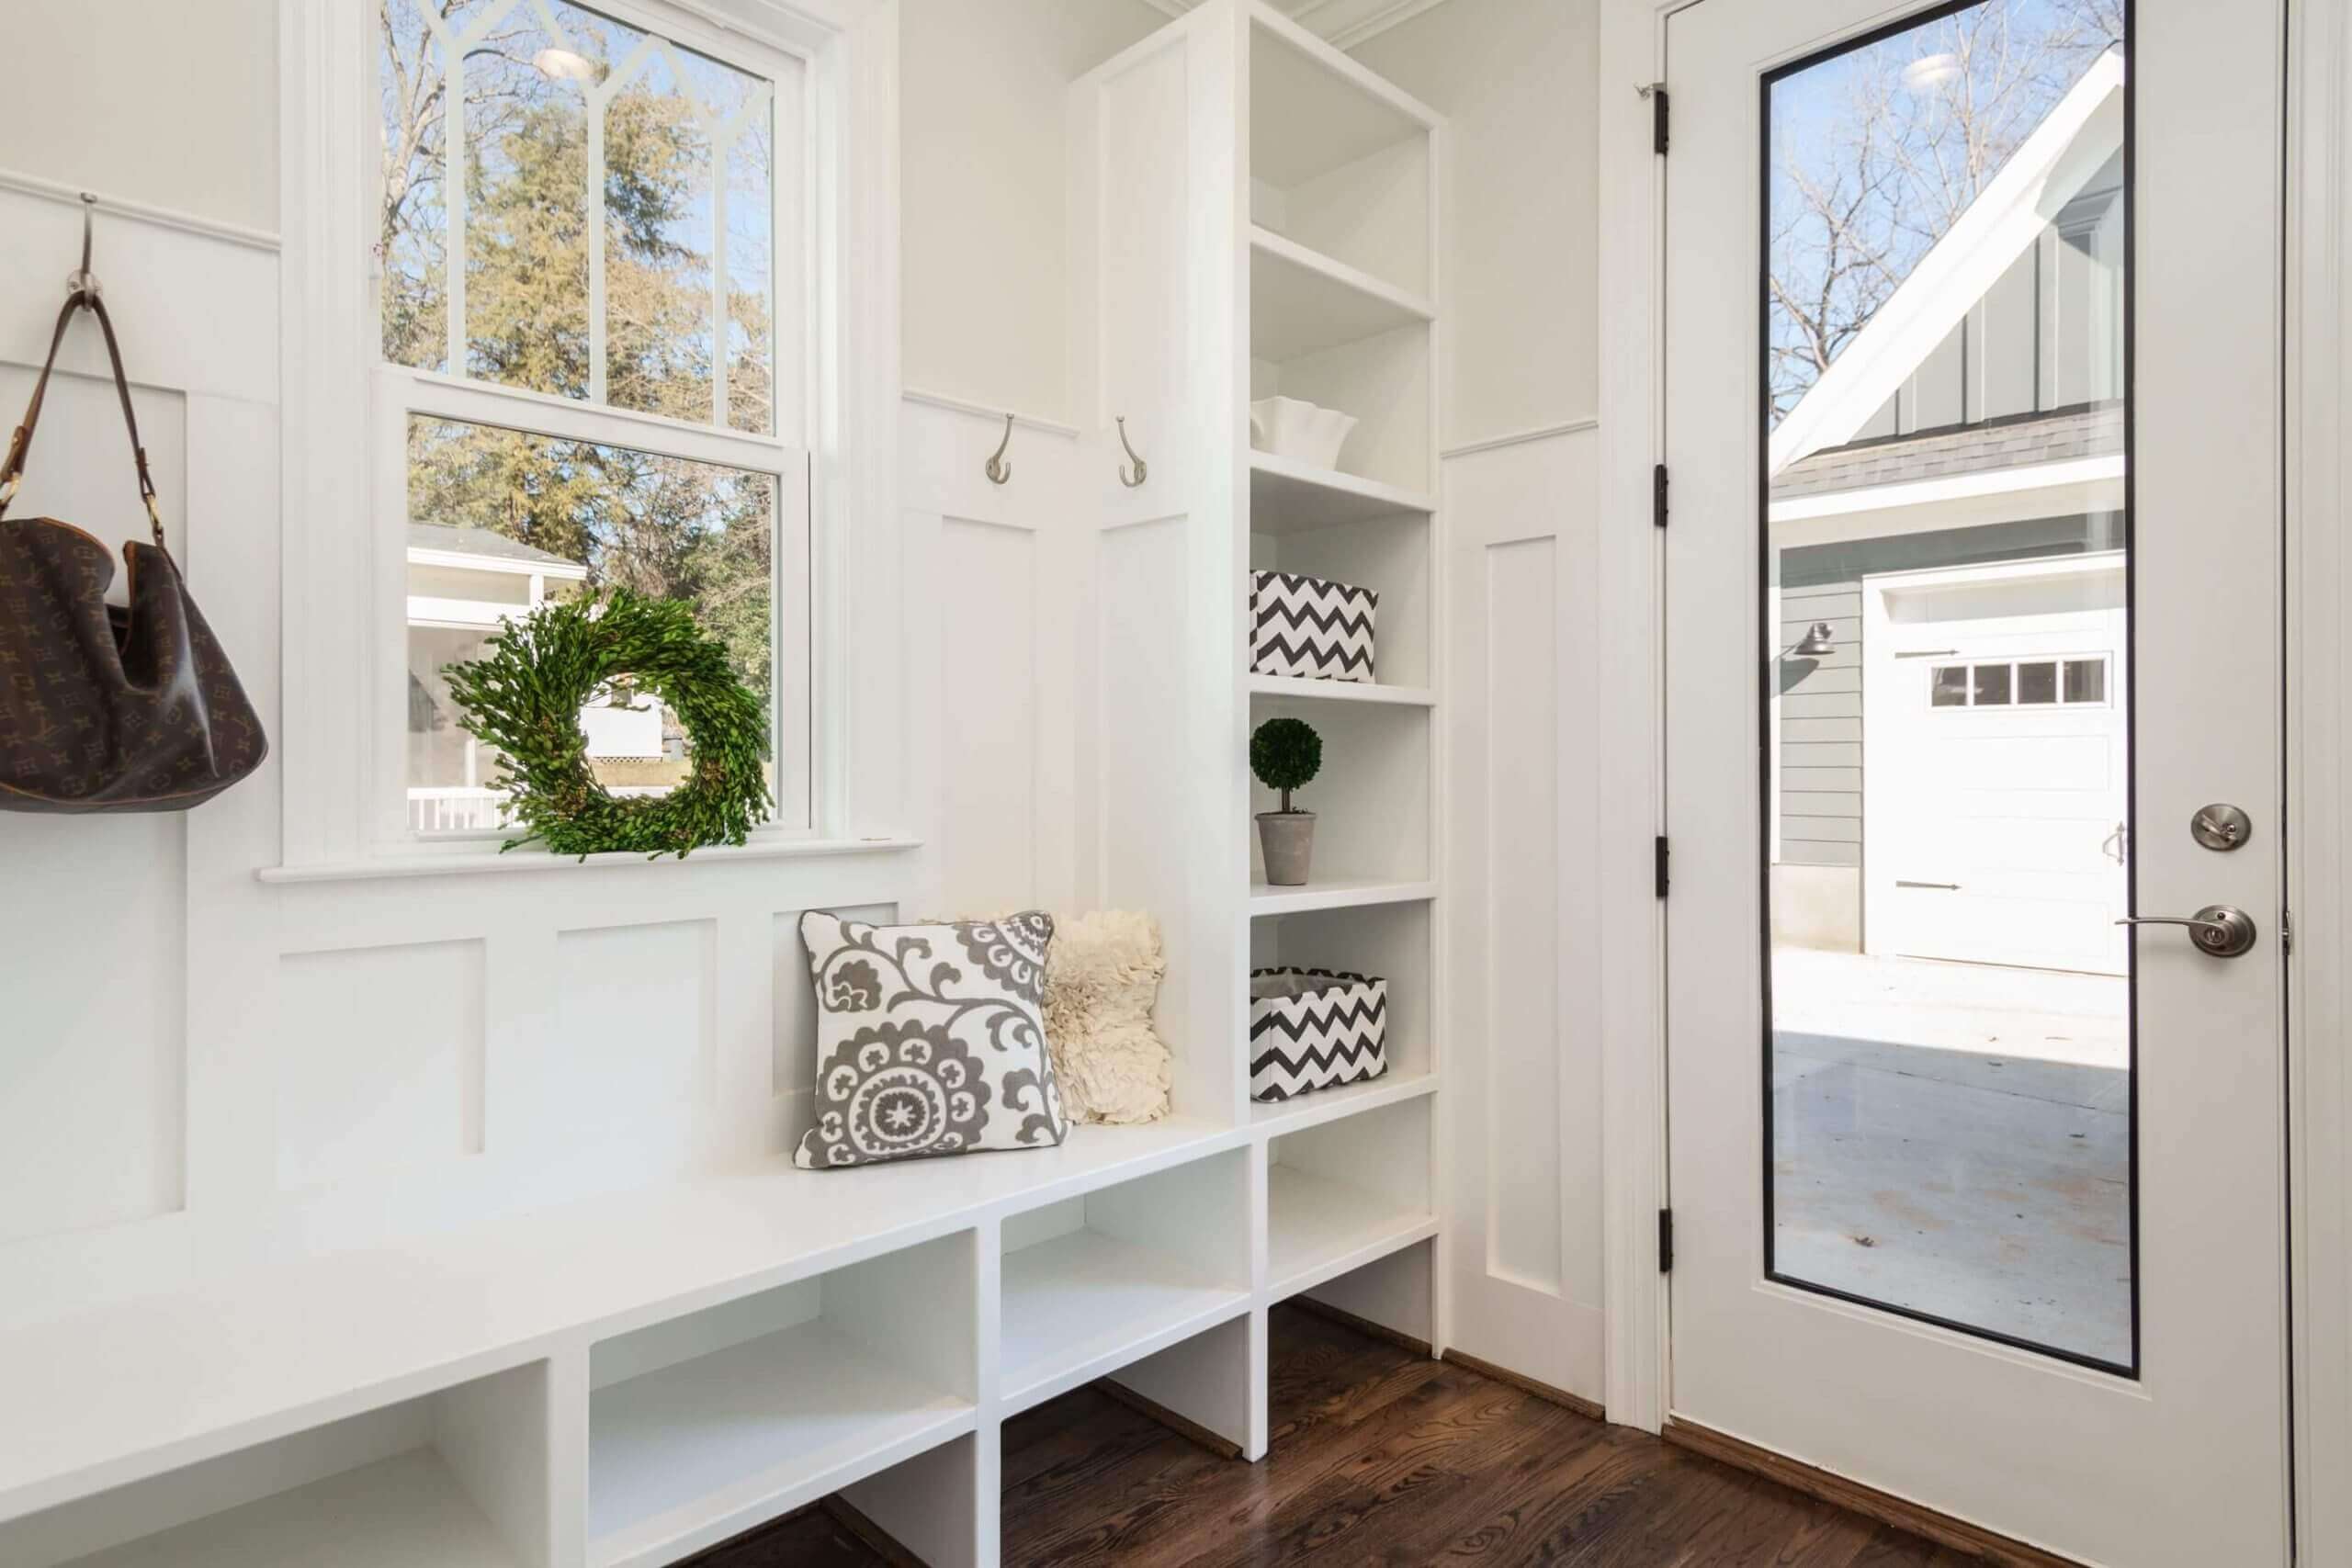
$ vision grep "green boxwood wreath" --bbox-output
[444,589,771,860]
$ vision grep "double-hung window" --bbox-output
[374,0,812,844]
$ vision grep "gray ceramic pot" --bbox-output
[1255,811,1317,886]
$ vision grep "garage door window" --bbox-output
[1930,657,2110,709]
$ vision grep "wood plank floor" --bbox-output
[695,1303,1966,1566]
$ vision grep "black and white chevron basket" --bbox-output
[1249,968,1388,1101]
[1250,570,1377,683]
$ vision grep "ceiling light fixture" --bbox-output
[532,46,601,83]
[1901,51,1962,93]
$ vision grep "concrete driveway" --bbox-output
[1769,949,2132,1367]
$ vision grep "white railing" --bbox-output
[407,787,510,833]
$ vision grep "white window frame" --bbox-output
[279,0,901,872]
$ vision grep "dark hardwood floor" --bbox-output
[697,1303,1968,1566]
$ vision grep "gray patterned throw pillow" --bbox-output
[796,909,1070,1168]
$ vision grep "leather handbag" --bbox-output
[0,292,266,813]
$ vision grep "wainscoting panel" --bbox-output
[275,939,486,1191]
[900,393,1084,920]
[554,920,718,1187]
[0,184,930,1327]
[939,517,1041,909]
[0,815,187,1247]
[1441,425,1606,1404]
[1481,534,1563,1292]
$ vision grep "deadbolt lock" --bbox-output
[2191,804,2252,852]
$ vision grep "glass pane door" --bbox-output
[1762,0,2132,1371]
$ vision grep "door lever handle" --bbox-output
[2116,905,2256,958]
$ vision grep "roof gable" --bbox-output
[1769,51,2125,479]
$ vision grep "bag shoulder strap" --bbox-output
[0,292,165,549]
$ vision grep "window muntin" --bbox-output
[378,0,779,431]
[376,0,810,843]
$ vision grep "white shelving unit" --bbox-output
[1237,0,1448,1477]
[1248,452,1433,532]
[57,1454,526,1568]
[997,1151,1253,1412]
[1249,1065,1437,1135]
[1266,1097,1436,1299]
[0,8,1451,1568]
[4,1363,557,1568]
[1247,672,1434,706]
[1249,227,1434,363]
[1248,876,1438,916]
[586,1234,978,1568]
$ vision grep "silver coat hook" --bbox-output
[984,412,1012,485]
[67,193,100,303]
[1116,416,1148,488]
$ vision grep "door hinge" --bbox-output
[1652,87,1670,154]
[1653,462,1669,528]
[2283,907,2294,956]
[1658,1208,1674,1273]
[1655,835,1670,897]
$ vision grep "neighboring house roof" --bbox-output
[1772,403,2122,502]
[1769,50,2125,478]
[406,522,589,576]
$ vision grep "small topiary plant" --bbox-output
[1250,716,1322,815]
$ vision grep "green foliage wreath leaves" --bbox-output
[445,590,771,860]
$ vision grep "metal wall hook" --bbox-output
[67,193,101,303]
[984,412,1013,485]
[1115,415,1148,488]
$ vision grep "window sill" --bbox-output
[254,835,922,886]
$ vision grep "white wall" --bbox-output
[899,0,1170,917]
[0,0,277,234]
[1350,0,1598,446]
[1350,0,1610,1403]
[899,0,1167,422]
[0,0,925,1331]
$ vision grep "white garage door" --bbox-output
[1862,555,2128,975]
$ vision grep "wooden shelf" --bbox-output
[1266,1166,1437,1300]
[589,1317,972,1568]
[1249,451,1434,533]
[1250,227,1433,362]
[1250,1070,1437,1136]
[1249,877,1437,917]
[1248,673,1433,707]
[1000,1228,1250,1412]
[62,1451,524,1568]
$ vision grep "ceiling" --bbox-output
[1141,0,1455,51]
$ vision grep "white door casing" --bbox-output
[1663,4,2290,1566]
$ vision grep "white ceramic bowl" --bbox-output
[1250,396,1359,471]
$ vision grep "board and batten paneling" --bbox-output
[0,184,938,1331]
[1440,426,1604,1403]
[900,393,1085,921]
[275,940,486,1191]
[0,360,197,1244]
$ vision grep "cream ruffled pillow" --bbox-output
[942,908,1171,1124]
[1042,909,1171,1124]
